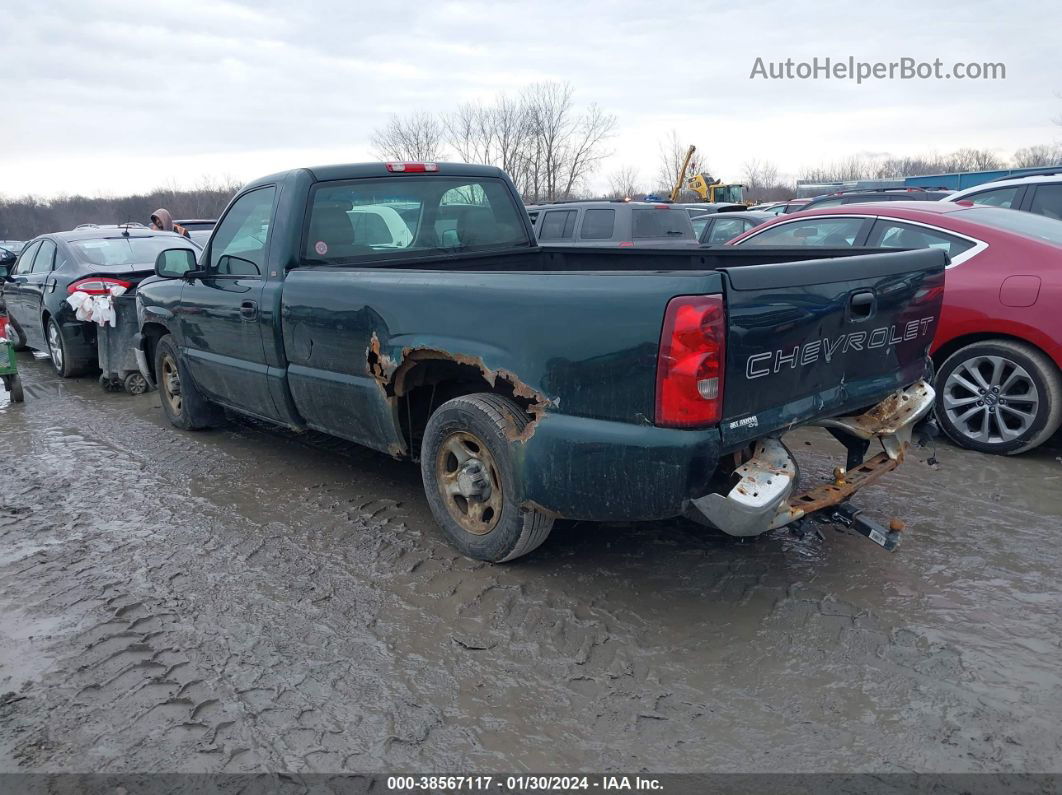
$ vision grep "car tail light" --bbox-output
[385,162,439,173]
[656,295,726,427]
[67,277,133,296]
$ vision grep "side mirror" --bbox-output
[155,248,198,279]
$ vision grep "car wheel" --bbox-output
[46,317,92,378]
[154,334,223,430]
[935,340,1062,455]
[421,393,554,562]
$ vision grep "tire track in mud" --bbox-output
[2,358,1062,772]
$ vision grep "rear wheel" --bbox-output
[421,393,554,562]
[9,373,23,403]
[155,335,223,430]
[46,317,93,378]
[935,340,1062,455]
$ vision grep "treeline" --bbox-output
[796,144,1062,184]
[0,180,240,241]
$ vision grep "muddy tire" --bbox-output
[46,317,93,378]
[421,393,553,562]
[154,334,223,430]
[935,339,1062,455]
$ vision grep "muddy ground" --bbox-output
[0,351,1060,775]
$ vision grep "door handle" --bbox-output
[848,290,876,321]
[240,300,258,320]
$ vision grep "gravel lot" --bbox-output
[1,352,1060,774]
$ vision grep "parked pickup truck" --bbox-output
[136,162,944,561]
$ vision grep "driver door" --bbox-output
[177,185,280,420]
[3,241,41,344]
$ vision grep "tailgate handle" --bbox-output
[848,290,876,321]
[240,300,258,320]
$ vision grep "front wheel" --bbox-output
[154,335,223,430]
[935,339,1062,455]
[421,393,554,562]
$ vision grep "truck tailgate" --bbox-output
[718,248,946,450]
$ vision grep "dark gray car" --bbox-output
[526,201,700,247]
[693,211,775,244]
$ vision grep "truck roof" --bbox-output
[245,162,508,190]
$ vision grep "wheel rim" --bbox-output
[435,431,503,535]
[942,354,1039,445]
[47,321,63,371]
[160,354,183,415]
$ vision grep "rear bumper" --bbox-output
[685,379,934,537]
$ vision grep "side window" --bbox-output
[810,198,844,208]
[740,217,866,247]
[209,186,276,276]
[14,241,41,274]
[964,186,1020,209]
[707,218,747,244]
[1029,184,1062,221]
[579,209,615,240]
[868,220,975,259]
[540,210,576,240]
[31,240,56,273]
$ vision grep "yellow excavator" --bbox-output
[669,145,746,204]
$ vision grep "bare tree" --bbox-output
[370,112,447,161]
[1013,144,1062,168]
[944,148,1003,172]
[519,82,616,202]
[607,166,642,199]
[437,83,613,202]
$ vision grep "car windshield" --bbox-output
[962,207,1062,246]
[304,176,530,264]
[70,236,195,266]
[631,208,694,239]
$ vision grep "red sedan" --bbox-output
[728,202,1062,455]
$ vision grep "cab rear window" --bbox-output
[304,176,530,264]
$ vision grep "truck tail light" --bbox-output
[67,277,132,296]
[385,162,439,173]
[656,295,726,427]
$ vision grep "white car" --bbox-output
[348,205,414,247]
[944,171,1062,221]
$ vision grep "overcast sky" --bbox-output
[1,0,1059,198]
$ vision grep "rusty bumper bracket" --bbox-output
[687,379,935,540]
[783,450,898,524]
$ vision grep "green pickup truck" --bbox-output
[135,162,943,561]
